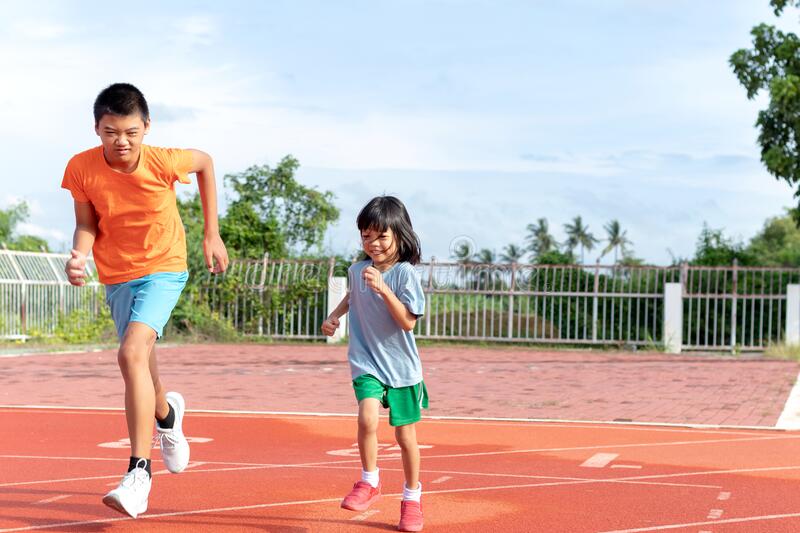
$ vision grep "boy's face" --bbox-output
[95,113,150,171]
[361,226,398,265]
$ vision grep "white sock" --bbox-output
[362,468,380,488]
[402,482,422,502]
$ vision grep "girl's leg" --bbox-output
[395,423,420,489]
[117,322,157,458]
[357,398,381,472]
[148,344,170,421]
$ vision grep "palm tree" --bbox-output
[500,244,525,263]
[525,218,558,260]
[563,216,598,264]
[451,242,474,264]
[599,219,632,263]
[474,248,496,264]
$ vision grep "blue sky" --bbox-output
[0,0,797,264]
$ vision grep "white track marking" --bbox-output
[718,491,731,501]
[707,509,723,519]
[599,512,800,532]
[776,370,800,429]
[431,476,452,484]
[0,405,787,433]
[32,495,70,505]
[350,509,380,521]
[581,453,618,468]
[0,481,720,533]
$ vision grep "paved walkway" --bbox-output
[1,344,798,427]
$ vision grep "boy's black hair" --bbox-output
[93,83,149,124]
[357,196,421,265]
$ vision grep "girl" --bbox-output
[322,196,427,532]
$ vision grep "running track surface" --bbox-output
[2,344,800,532]
[4,408,800,532]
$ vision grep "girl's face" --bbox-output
[361,226,398,266]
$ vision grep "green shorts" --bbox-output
[353,374,429,427]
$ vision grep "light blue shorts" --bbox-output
[105,271,189,339]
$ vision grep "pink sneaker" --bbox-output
[398,500,423,531]
[341,481,381,511]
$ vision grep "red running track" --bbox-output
[3,408,800,532]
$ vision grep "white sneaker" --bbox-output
[102,462,151,518]
[157,391,190,473]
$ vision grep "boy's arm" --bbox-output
[65,200,97,286]
[188,149,229,274]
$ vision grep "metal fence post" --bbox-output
[663,282,683,353]
[731,258,738,353]
[326,274,347,344]
[592,261,600,342]
[425,257,435,337]
[787,284,800,345]
[508,262,517,339]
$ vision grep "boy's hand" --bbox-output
[65,249,87,286]
[204,233,229,274]
[321,316,340,336]
[363,266,386,295]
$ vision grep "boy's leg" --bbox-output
[118,322,158,458]
[149,344,170,420]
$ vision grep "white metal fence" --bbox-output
[0,250,100,339]
[4,251,800,352]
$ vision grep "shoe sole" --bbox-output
[102,493,147,518]
[341,493,381,512]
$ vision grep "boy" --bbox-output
[62,83,228,518]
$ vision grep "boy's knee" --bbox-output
[117,344,149,371]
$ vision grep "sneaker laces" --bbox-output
[158,430,182,450]
[121,460,150,490]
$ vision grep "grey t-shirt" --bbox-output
[347,260,426,387]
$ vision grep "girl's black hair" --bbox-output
[93,83,150,125]
[357,196,421,265]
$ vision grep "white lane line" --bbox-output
[0,480,719,533]
[610,465,642,469]
[599,511,800,532]
[350,509,380,521]
[32,495,70,505]
[707,509,723,519]
[0,405,787,433]
[431,476,452,484]
[581,453,619,468]
[107,461,207,486]
[776,370,800,429]
[718,491,731,501]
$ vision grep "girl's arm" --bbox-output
[65,200,97,286]
[322,293,350,336]
[189,149,229,274]
[363,266,418,332]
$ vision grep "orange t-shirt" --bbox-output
[61,145,194,285]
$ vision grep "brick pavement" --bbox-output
[1,343,797,427]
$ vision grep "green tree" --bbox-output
[451,241,475,264]
[746,208,800,266]
[536,249,575,265]
[0,201,49,252]
[525,218,558,261]
[499,244,525,263]
[564,216,598,264]
[599,219,632,263]
[730,0,800,221]
[223,156,340,258]
[474,248,496,264]
[692,223,755,266]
